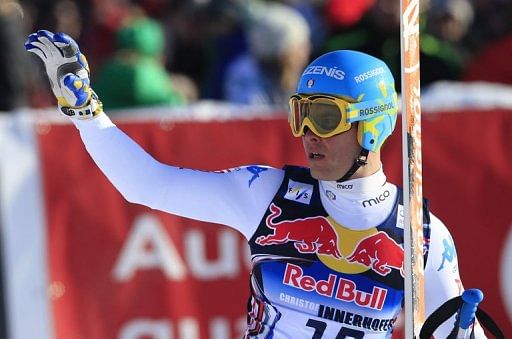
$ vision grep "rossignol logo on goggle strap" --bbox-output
[347,96,397,123]
[303,66,345,80]
[358,102,395,117]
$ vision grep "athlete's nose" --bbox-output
[303,127,321,142]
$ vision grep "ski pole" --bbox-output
[456,288,484,339]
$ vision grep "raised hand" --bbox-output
[25,30,102,119]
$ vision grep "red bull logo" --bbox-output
[255,203,341,258]
[283,263,387,310]
[347,232,404,277]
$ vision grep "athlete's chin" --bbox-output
[309,167,339,181]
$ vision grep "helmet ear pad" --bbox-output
[357,111,398,152]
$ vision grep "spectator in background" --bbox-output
[323,0,374,30]
[463,0,511,53]
[462,0,512,85]
[80,0,130,72]
[166,0,249,100]
[94,9,196,110]
[17,0,512,107]
[321,0,402,87]
[161,2,211,98]
[223,1,311,106]
[322,0,471,88]
[277,0,328,57]
[52,0,82,40]
[0,0,30,111]
[421,0,474,84]
[463,33,512,85]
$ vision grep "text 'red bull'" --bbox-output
[347,232,404,277]
[283,263,387,310]
[255,203,341,258]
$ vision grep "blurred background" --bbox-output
[1,0,512,111]
[0,0,511,338]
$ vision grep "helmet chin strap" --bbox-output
[336,148,369,182]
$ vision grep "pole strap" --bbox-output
[419,294,505,339]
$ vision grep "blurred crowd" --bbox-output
[1,0,512,112]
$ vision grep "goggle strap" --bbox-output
[346,95,397,123]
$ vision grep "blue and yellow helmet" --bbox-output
[296,50,398,152]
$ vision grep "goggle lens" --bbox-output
[291,99,304,133]
[308,98,342,134]
[289,95,348,137]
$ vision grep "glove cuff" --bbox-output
[59,90,103,120]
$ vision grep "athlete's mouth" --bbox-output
[309,152,325,160]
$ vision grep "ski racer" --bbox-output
[25,30,486,338]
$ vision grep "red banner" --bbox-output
[37,111,512,338]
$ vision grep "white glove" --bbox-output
[25,30,102,119]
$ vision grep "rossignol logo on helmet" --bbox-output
[303,66,345,80]
[354,67,385,83]
[359,102,395,117]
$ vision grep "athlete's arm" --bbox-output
[24,30,284,240]
[424,213,486,338]
[72,114,284,240]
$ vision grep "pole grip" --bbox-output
[459,288,484,330]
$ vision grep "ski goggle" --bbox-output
[288,93,397,138]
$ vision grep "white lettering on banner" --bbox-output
[112,214,187,281]
[112,213,250,281]
[118,317,246,339]
[212,316,247,339]
[178,318,199,339]
[118,319,172,339]
[185,230,239,279]
[210,318,230,339]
